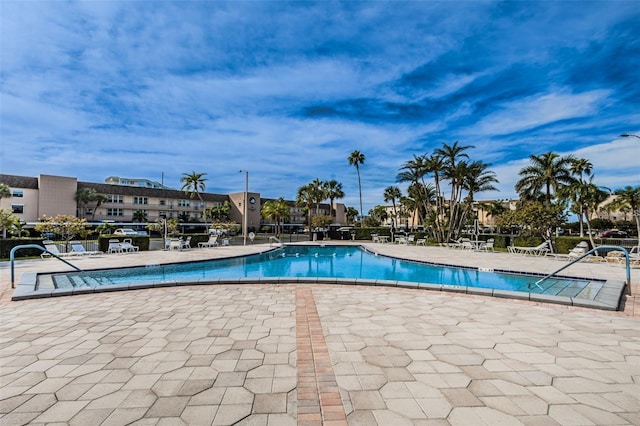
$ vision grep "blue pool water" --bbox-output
[51,246,601,298]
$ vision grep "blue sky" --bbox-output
[1,1,639,215]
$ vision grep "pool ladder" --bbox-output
[9,244,84,288]
[529,245,631,295]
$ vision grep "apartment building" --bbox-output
[0,174,346,229]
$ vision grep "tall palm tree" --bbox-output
[261,198,291,236]
[348,150,365,223]
[132,210,148,223]
[323,179,345,221]
[383,186,402,224]
[457,161,499,238]
[296,184,315,238]
[180,171,207,203]
[434,141,474,239]
[309,178,326,215]
[567,157,594,236]
[515,152,575,205]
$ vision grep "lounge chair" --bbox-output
[107,239,124,254]
[168,238,181,251]
[180,236,192,250]
[198,235,219,248]
[508,240,550,256]
[70,241,102,256]
[460,239,474,250]
[416,238,427,246]
[41,240,72,258]
[478,238,495,252]
[552,241,589,260]
[121,238,139,252]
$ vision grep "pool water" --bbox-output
[51,246,602,299]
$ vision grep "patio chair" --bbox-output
[553,241,589,261]
[508,240,550,256]
[41,240,72,258]
[169,238,181,251]
[121,238,139,252]
[198,235,219,248]
[107,239,124,254]
[180,236,192,250]
[416,238,427,246]
[478,238,495,252]
[460,239,474,250]
[70,241,102,256]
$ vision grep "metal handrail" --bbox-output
[530,246,631,295]
[10,244,84,288]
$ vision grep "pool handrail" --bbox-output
[10,244,84,288]
[530,246,631,295]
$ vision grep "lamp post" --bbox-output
[620,133,640,140]
[239,170,248,245]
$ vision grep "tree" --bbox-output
[348,150,365,224]
[205,201,231,223]
[383,186,402,224]
[345,207,359,225]
[309,178,326,215]
[368,205,388,226]
[296,184,315,238]
[323,180,344,221]
[132,210,148,223]
[180,171,208,201]
[0,183,11,200]
[515,152,575,205]
[34,214,90,249]
[496,201,566,242]
[261,198,291,236]
[0,209,17,238]
[456,161,499,238]
[75,188,107,220]
[606,186,640,249]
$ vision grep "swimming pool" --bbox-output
[32,245,621,309]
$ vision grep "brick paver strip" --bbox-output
[296,287,348,426]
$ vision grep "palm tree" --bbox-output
[567,157,594,236]
[383,186,402,224]
[348,150,365,224]
[345,207,358,225]
[457,161,499,238]
[323,180,345,221]
[309,178,326,215]
[261,198,291,236]
[180,171,207,203]
[368,205,388,226]
[296,184,315,238]
[75,188,97,218]
[515,152,575,205]
[606,186,640,249]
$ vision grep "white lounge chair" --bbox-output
[41,240,72,258]
[168,238,181,251]
[180,236,192,250]
[199,235,219,248]
[121,238,139,252]
[478,238,495,252]
[460,239,474,250]
[508,240,549,256]
[70,241,102,256]
[107,239,124,254]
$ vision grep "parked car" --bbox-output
[114,228,138,236]
[599,230,628,238]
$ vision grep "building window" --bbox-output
[160,200,166,206]
[11,204,24,214]
[106,208,124,216]
[134,196,148,205]
[178,199,190,207]
[12,190,23,198]
[159,211,166,218]
[107,195,124,204]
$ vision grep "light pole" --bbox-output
[620,133,640,140]
[239,170,248,245]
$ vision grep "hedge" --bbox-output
[0,238,47,259]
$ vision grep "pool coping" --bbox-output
[11,244,627,311]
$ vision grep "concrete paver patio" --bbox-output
[1,243,638,425]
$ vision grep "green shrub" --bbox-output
[0,238,47,259]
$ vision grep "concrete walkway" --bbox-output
[1,243,638,425]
